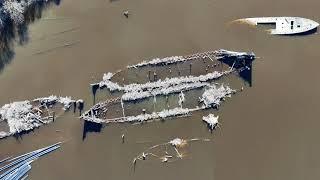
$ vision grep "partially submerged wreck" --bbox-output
[82,49,253,127]
[83,85,234,124]
[0,96,82,139]
[237,17,319,35]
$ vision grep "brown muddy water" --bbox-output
[1,0,320,179]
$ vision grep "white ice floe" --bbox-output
[200,85,235,107]
[202,114,219,131]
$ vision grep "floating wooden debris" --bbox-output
[123,10,129,18]
[0,96,82,139]
[133,137,210,165]
[202,114,219,131]
[200,85,235,108]
[0,142,61,179]
[236,17,319,35]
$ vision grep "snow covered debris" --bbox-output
[84,107,201,124]
[0,100,47,138]
[33,96,77,111]
[202,114,219,131]
[127,49,254,69]
[133,137,210,165]
[169,138,187,148]
[0,96,83,139]
[200,85,235,107]
[103,72,114,80]
[214,49,255,61]
[127,56,185,69]
[58,96,75,110]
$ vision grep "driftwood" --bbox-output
[133,137,210,166]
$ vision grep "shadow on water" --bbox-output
[219,58,253,86]
[91,84,99,105]
[0,0,61,73]
[13,129,35,141]
[238,61,252,86]
[283,27,318,36]
[82,120,102,140]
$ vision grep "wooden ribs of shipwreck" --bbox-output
[82,49,253,125]
[82,84,235,124]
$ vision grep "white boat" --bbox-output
[239,17,319,35]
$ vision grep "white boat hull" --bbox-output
[239,17,319,35]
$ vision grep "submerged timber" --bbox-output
[238,17,319,35]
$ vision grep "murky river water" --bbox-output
[1,0,320,179]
